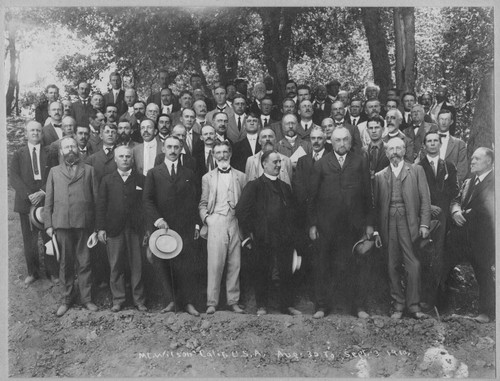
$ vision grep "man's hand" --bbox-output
[309,226,319,241]
[194,227,200,240]
[365,225,374,239]
[46,227,53,238]
[98,230,107,244]
[452,210,467,227]
[374,235,382,249]
[419,226,430,239]
[430,205,442,218]
[28,190,45,206]
[157,220,169,230]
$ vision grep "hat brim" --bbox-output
[149,229,183,260]
[352,238,374,256]
[52,233,60,262]
[29,206,45,231]
[87,232,98,248]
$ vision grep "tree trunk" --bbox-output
[394,7,416,93]
[258,8,297,106]
[467,67,494,156]
[361,8,392,104]
[6,18,18,116]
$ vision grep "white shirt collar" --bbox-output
[28,142,41,151]
[264,173,278,181]
[426,155,439,165]
[164,158,179,168]
[247,133,258,141]
[391,160,405,176]
[477,169,493,182]
[118,169,132,177]
[313,148,325,160]
[285,135,297,144]
[216,133,226,141]
[334,152,346,162]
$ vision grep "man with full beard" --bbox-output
[116,121,137,149]
[43,136,99,317]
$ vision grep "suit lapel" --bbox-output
[400,163,410,182]
[445,137,456,161]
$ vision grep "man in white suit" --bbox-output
[199,140,247,314]
[245,128,292,186]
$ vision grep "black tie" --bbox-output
[238,116,242,131]
[335,121,342,126]
[218,167,231,174]
[264,118,268,126]
[464,177,480,206]
[370,146,378,171]
[53,124,62,128]
[32,147,39,176]
[200,120,205,127]
[171,163,176,178]
[439,133,447,139]
[304,123,308,131]
[106,147,113,158]
[218,106,225,112]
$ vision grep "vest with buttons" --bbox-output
[213,174,236,216]
[390,169,405,206]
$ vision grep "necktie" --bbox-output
[32,147,39,176]
[313,152,319,162]
[430,160,437,177]
[370,146,378,171]
[352,118,357,125]
[171,163,176,178]
[186,133,192,152]
[304,123,308,131]
[106,147,113,157]
[238,116,242,131]
[464,177,480,206]
[200,120,205,127]
[263,118,268,126]
[68,164,75,176]
[407,114,412,124]
[207,149,214,170]
[338,156,344,167]
[114,91,117,103]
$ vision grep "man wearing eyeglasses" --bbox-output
[199,141,247,314]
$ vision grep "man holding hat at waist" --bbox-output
[43,136,99,317]
[96,145,147,312]
[143,135,201,316]
[10,120,58,285]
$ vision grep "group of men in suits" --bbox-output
[12,76,492,323]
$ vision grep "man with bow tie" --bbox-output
[43,136,99,317]
[72,82,93,128]
[199,141,247,314]
[86,123,119,184]
[192,100,208,134]
[296,99,317,141]
[103,72,127,117]
[447,147,494,323]
[10,120,59,286]
[206,85,235,125]
[308,127,375,319]
[231,113,262,172]
[436,109,468,185]
[373,137,431,320]
[41,101,64,147]
[312,84,329,125]
[417,131,459,311]
[236,150,302,316]
[258,96,277,128]
[402,104,438,163]
[96,146,147,313]
[143,136,201,316]
[132,118,163,181]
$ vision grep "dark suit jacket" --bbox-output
[418,157,459,213]
[10,145,50,214]
[35,101,49,125]
[345,112,367,126]
[362,142,390,177]
[338,122,363,154]
[307,151,374,231]
[43,162,98,230]
[312,98,333,125]
[104,89,127,116]
[85,148,118,185]
[249,100,262,116]
[154,152,197,173]
[96,169,144,237]
[72,99,93,127]
[41,123,61,147]
[236,175,298,250]
[231,137,261,173]
[402,121,438,162]
[143,162,199,237]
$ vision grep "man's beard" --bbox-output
[216,159,230,170]
[64,151,79,165]
[134,111,145,119]
[116,133,131,145]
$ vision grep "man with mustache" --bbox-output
[373,137,431,319]
[199,140,247,314]
[72,81,93,127]
[383,109,413,163]
[41,101,64,147]
[330,101,362,154]
[402,104,438,163]
[43,136,99,317]
[356,99,386,149]
[116,121,137,148]
[133,118,162,181]
[192,99,208,134]
[276,114,312,168]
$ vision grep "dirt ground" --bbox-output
[6,118,496,378]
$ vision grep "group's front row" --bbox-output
[13,120,495,323]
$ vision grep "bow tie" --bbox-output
[217,107,226,112]
[439,133,447,138]
[335,122,343,126]
[53,124,62,128]
[218,167,231,174]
